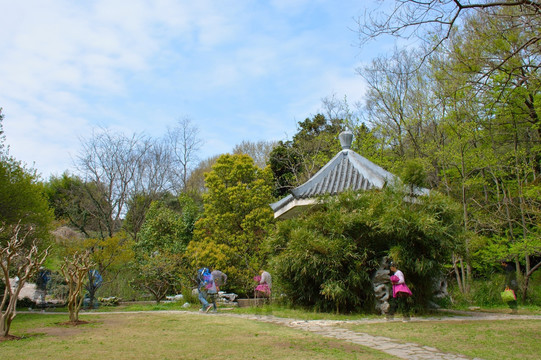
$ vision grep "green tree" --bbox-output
[83,231,134,279]
[358,0,540,76]
[130,251,185,303]
[269,114,345,197]
[430,6,541,296]
[0,111,53,244]
[136,194,200,257]
[44,173,96,237]
[188,154,274,296]
[0,161,53,243]
[356,5,541,300]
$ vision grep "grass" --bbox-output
[344,319,541,360]
[2,312,391,360]
[5,302,540,359]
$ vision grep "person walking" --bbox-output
[207,269,227,312]
[256,270,272,297]
[211,270,227,292]
[501,261,518,314]
[197,267,213,313]
[387,262,412,322]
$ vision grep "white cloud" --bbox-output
[1,0,375,178]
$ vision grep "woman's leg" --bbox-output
[398,294,410,320]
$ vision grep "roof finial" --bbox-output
[339,130,353,150]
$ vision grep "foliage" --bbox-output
[354,4,541,297]
[130,251,186,303]
[130,194,200,300]
[97,268,139,301]
[135,194,200,257]
[270,188,463,313]
[83,231,135,276]
[44,173,90,235]
[0,157,53,245]
[49,226,134,304]
[268,114,345,197]
[189,154,274,296]
[46,271,69,302]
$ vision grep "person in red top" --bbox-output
[387,262,412,322]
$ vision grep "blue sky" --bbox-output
[1,0,394,179]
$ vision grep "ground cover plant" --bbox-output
[1,312,391,360]
[344,319,541,360]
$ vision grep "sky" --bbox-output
[1,0,394,179]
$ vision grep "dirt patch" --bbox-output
[0,334,21,342]
[24,318,107,340]
[57,320,91,326]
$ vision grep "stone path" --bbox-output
[220,311,541,360]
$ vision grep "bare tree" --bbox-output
[357,48,436,160]
[185,155,219,196]
[321,94,359,130]
[167,117,204,193]
[126,137,174,240]
[60,250,93,323]
[76,129,150,238]
[233,140,277,169]
[357,0,540,71]
[1,223,49,337]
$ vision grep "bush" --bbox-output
[269,188,463,313]
[526,270,541,304]
[47,270,68,301]
[99,269,140,301]
[181,286,199,305]
[16,297,37,309]
[448,271,541,308]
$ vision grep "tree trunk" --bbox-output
[460,151,471,293]
[522,261,541,303]
[452,253,464,293]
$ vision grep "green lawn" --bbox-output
[344,319,541,360]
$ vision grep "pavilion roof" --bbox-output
[270,131,427,219]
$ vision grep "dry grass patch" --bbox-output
[2,312,392,359]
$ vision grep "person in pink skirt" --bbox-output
[254,270,272,299]
[387,262,412,322]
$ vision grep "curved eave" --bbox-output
[270,196,319,219]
